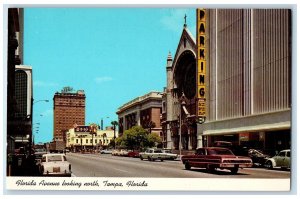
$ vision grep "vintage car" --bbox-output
[100,149,113,154]
[181,147,253,174]
[161,149,178,160]
[39,153,72,177]
[139,148,168,161]
[128,150,140,158]
[247,149,270,167]
[265,149,290,170]
[34,148,47,164]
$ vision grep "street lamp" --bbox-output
[31,99,49,154]
[33,99,49,104]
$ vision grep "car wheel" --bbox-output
[206,165,215,173]
[140,156,143,160]
[230,167,239,174]
[265,161,273,169]
[185,162,191,170]
[161,159,164,162]
[148,156,151,161]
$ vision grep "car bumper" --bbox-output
[220,163,253,168]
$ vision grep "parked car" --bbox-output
[111,149,120,156]
[39,153,72,177]
[34,148,47,163]
[247,149,270,167]
[128,150,140,158]
[100,149,113,154]
[139,148,168,161]
[265,149,290,170]
[181,147,253,174]
[161,149,178,160]
[119,149,129,156]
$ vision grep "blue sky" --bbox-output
[24,8,196,143]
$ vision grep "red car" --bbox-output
[181,147,253,174]
[127,151,140,158]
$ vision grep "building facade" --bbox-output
[65,125,116,152]
[200,9,291,155]
[116,91,163,137]
[14,65,33,148]
[161,23,198,151]
[162,9,291,155]
[53,88,86,141]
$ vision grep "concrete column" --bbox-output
[166,123,173,149]
[188,128,192,150]
[197,135,203,148]
[123,116,127,131]
[166,52,173,150]
[136,110,140,126]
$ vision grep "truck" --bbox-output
[49,141,65,153]
[139,148,169,161]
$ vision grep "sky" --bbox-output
[24,8,196,143]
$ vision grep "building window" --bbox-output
[15,70,28,118]
[95,139,97,143]
[90,139,92,143]
[86,139,88,144]
[76,139,78,144]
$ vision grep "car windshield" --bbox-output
[47,155,63,162]
[163,150,172,153]
[208,149,233,155]
[154,149,163,153]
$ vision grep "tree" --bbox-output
[115,125,162,150]
[146,133,162,148]
[111,121,118,149]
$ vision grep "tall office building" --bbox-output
[53,88,86,141]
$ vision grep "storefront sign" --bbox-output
[197,8,206,118]
[74,125,91,132]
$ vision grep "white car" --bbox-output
[162,149,178,160]
[100,149,113,154]
[139,148,168,161]
[265,149,290,170]
[39,153,72,176]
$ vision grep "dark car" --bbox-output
[182,147,253,174]
[247,149,270,167]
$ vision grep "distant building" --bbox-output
[65,125,116,151]
[116,91,163,137]
[53,88,86,141]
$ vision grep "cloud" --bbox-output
[33,80,59,87]
[160,9,190,32]
[94,76,113,84]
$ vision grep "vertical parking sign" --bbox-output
[197,9,206,119]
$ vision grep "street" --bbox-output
[66,153,290,178]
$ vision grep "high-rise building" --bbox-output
[53,88,86,141]
[15,65,32,119]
